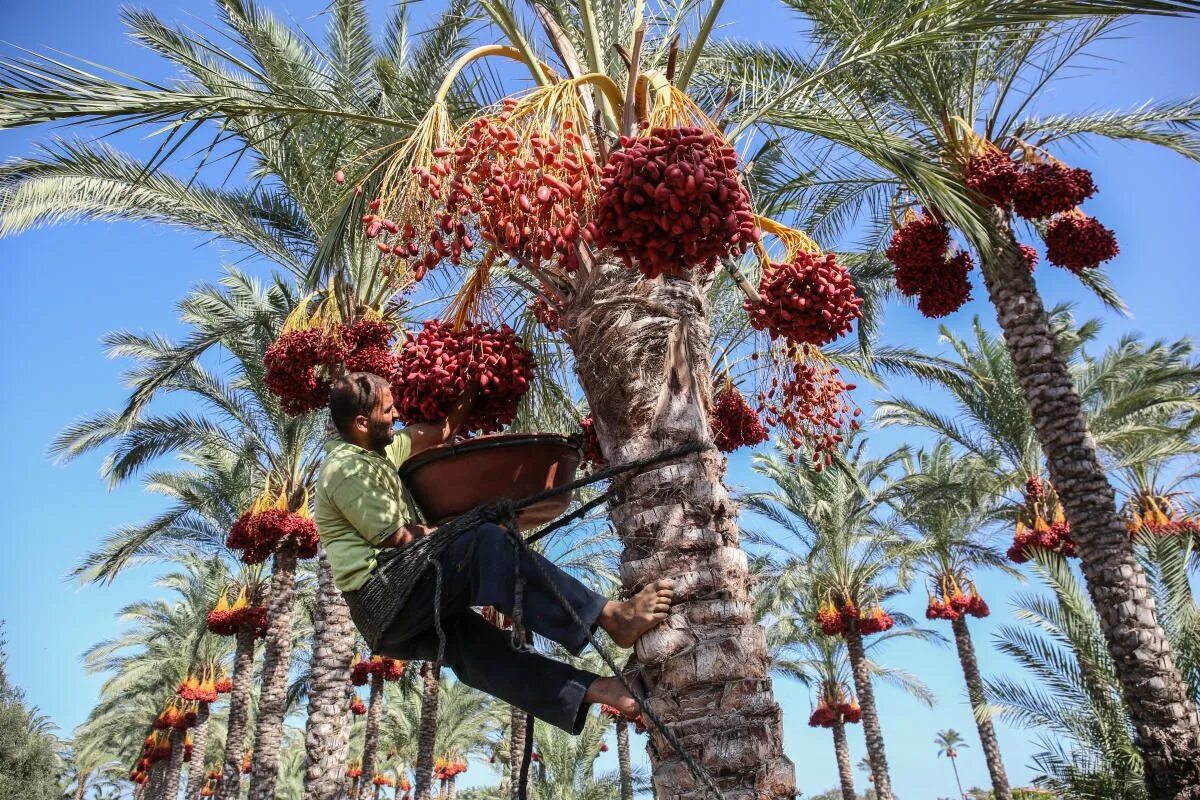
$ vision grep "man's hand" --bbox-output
[380,523,436,548]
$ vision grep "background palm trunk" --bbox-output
[616,719,633,800]
[184,702,210,800]
[830,720,856,800]
[844,629,893,800]
[303,550,357,800]
[562,268,794,800]
[355,671,386,800]
[163,727,187,800]
[148,759,167,800]
[949,754,964,800]
[981,217,1200,799]
[215,625,257,800]
[248,543,301,800]
[73,769,89,800]
[447,775,457,800]
[949,616,1011,800]
[414,662,441,800]
[508,706,527,800]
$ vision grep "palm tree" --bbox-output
[756,557,935,800]
[0,2,1114,793]
[748,441,937,800]
[936,729,970,800]
[49,272,326,800]
[891,442,1016,800]
[527,713,628,800]
[74,556,232,800]
[715,3,1200,789]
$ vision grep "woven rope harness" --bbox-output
[347,440,724,800]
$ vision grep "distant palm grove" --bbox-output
[2,2,1200,800]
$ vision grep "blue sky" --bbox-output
[1,2,1198,798]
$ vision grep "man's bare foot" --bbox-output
[584,676,639,718]
[599,579,676,648]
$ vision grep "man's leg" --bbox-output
[378,610,600,734]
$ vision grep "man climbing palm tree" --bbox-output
[315,372,674,734]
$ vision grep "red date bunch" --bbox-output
[215,675,233,694]
[529,296,561,333]
[710,383,769,453]
[965,148,1018,205]
[856,604,895,635]
[226,509,319,564]
[916,251,973,319]
[592,127,757,279]
[886,211,950,296]
[1008,475,1076,563]
[578,415,605,469]
[1010,161,1097,220]
[1126,493,1200,539]
[1020,243,1039,271]
[1044,211,1118,273]
[759,355,861,470]
[926,588,989,621]
[264,329,345,416]
[808,699,837,728]
[350,697,367,716]
[392,320,534,434]
[342,319,399,377]
[745,252,863,346]
[177,674,217,704]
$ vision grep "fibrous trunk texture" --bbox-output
[830,721,856,800]
[163,727,187,800]
[148,759,167,800]
[73,770,89,800]
[215,625,257,800]
[616,719,633,800]
[844,629,893,800]
[562,268,794,800]
[414,663,441,800]
[303,549,357,800]
[982,217,1200,799]
[184,702,211,800]
[356,672,386,800]
[950,616,1011,800]
[509,706,528,800]
[447,775,457,800]
[248,543,301,800]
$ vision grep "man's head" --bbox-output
[329,372,400,452]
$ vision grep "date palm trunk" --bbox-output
[948,754,964,800]
[616,719,633,800]
[163,727,187,800]
[562,267,794,800]
[184,702,210,800]
[355,672,386,800]
[830,720,856,800]
[844,628,893,800]
[215,625,257,800]
[414,662,441,800]
[446,775,457,800]
[509,706,528,800]
[304,549,358,800]
[248,542,301,800]
[73,769,89,800]
[981,216,1200,799]
[148,759,167,800]
[949,616,1011,800]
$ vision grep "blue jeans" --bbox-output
[370,523,607,733]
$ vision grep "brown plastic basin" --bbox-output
[397,433,582,529]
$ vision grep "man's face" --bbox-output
[363,387,402,451]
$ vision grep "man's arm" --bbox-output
[377,522,437,548]
[405,391,477,457]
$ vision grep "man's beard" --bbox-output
[367,420,395,451]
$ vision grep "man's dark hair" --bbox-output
[329,372,391,438]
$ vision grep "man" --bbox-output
[315,371,674,733]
